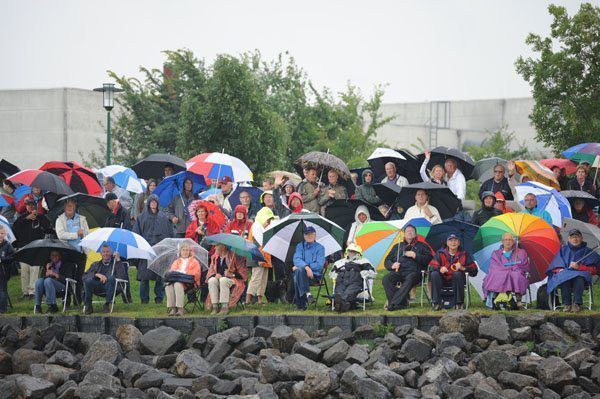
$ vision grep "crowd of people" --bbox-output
[0,146,599,317]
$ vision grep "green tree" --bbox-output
[515,3,600,153]
[464,127,530,162]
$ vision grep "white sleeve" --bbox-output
[419,159,430,183]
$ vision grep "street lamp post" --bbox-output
[93,83,123,165]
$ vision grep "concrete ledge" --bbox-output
[5,314,600,336]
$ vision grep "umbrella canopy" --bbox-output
[186,152,253,183]
[97,164,130,178]
[472,157,507,183]
[46,193,112,229]
[268,171,302,186]
[418,146,475,179]
[473,213,561,283]
[80,228,156,260]
[514,160,560,190]
[262,211,345,262]
[202,233,265,262]
[394,149,423,184]
[427,220,479,255]
[113,171,146,194]
[40,161,103,196]
[323,199,385,243]
[561,218,600,249]
[131,154,186,180]
[227,185,263,210]
[562,143,600,165]
[8,169,74,196]
[13,185,31,201]
[395,182,462,220]
[15,238,86,267]
[0,194,12,207]
[148,238,209,277]
[515,181,571,227]
[540,158,578,175]
[0,159,20,179]
[367,148,409,181]
[372,182,402,206]
[0,215,16,243]
[188,200,227,229]
[355,218,432,270]
[153,171,207,208]
[199,188,221,199]
[294,151,356,197]
[561,190,600,209]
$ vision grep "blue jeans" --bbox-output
[293,267,318,309]
[140,277,164,303]
[560,276,586,305]
[35,277,65,305]
[83,276,117,307]
[0,276,7,313]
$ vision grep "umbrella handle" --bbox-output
[317,148,330,186]
[574,245,600,264]
[213,148,225,189]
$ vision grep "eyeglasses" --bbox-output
[493,170,504,174]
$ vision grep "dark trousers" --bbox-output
[430,271,466,305]
[0,276,7,313]
[560,276,586,305]
[83,276,118,307]
[335,271,363,302]
[140,277,164,303]
[382,269,420,308]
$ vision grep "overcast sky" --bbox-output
[1,0,593,103]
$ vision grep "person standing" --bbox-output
[568,165,597,196]
[103,176,133,211]
[55,198,89,251]
[444,159,466,200]
[520,193,553,226]
[472,191,502,226]
[420,151,447,185]
[132,178,157,221]
[166,178,198,238]
[213,176,235,217]
[238,190,259,221]
[297,167,324,214]
[403,189,442,225]
[318,170,348,215]
[185,203,222,243]
[105,193,132,230]
[478,164,514,201]
[0,225,15,314]
[225,205,253,239]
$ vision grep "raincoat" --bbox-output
[168,257,202,288]
[428,247,478,281]
[205,251,248,308]
[225,205,253,239]
[472,193,502,226]
[104,201,132,230]
[482,246,530,296]
[572,207,599,226]
[521,207,553,226]
[287,192,304,213]
[298,180,323,213]
[184,204,222,243]
[354,169,380,206]
[347,205,371,246]
[165,191,198,236]
[546,241,600,294]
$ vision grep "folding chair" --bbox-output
[83,262,130,314]
[548,281,594,311]
[184,283,206,313]
[311,262,330,308]
[422,270,472,310]
[330,270,375,311]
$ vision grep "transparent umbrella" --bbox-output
[148,238,209,278]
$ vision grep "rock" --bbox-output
[205,340,232,364]
[437,332,468,352]
[0,379,20,399]
[125,387,148,399]
[538,323,570,343]
[354,325,377,340]
[190,337,206,351]
[562,320,582,337]
[301,363,338,398]
[401,338,432,362]
[315,336,342,351]
[81,369,122,390]
[284,353,318,380]
[47,350,78,368]
[93,359,119,376]
[341,363,368,392]
[238,337,267,354]
[56,379,77,398]
[253,325,274,339]
[476,350,517,378]
[323,340,350,366]
[384,332,403,349]
[155,353,178,369]
[74,383,118,399]
[292,328,311,343]
[210,327,250,347]
[511,326,533,341]
[292,341,322,361]
[578,376,600,394]
[498,371,538,390]
[515,312,547,328]
[438,311,480,340]
[479,314,510,343]
[15,375,55,399]
[139,326,185,356]
[43,337,72,356]
[367,368,405,391]
[12,348,48,374]
[564,348,593,369]
[394,324,413,338]
[30,363,75,385]
[174,349,210,378]
[442,346,465,363]
[40,324,66,346]
[353,377,391,399]
[161,377,194,394]
[394,386,421,398]
[221,356,254,372]
[443,384,474,399]
[260,355,290,383]
[212,379,240,395]
[80,334,123,372]
[191,374,220,392]
[116,324,142,353]
[346,344,370,364]
[0,350,12,374]
[474,381,503,399]
[118,358,152,385]
[134,369,173,390]
[536,356,576,389]
[412,329,436,347]
[270,326,295,353]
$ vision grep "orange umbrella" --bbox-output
[514,161,560,190]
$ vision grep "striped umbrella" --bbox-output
[515,181,571,227]
[540,158,578,175]
[186,152,253,183]
[113,171,146,194]
[40,161,103,196]
[562,143,600,165]
[80,228,156,260]
[0,215,16,243]
[8,170,74,196]
[514,160,560,190]
[98,165,130,178]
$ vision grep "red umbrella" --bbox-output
[8,169,74,195]
[188,200,227,229]
[540,158,578,175]
[40,161,103,195]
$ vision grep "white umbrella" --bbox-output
[97,165,129,178]
[515,181,571,227]
[367,148,407,161]
[0,215,15,243]
[80,228,156,260]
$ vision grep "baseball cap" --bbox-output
[219,176,233,184]
[304,226,316,235]
[568,229,583,237]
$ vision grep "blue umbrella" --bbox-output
[113,171,146,194]
[427,220,479,255]
[80,227,156,260]
[153,171,207,208]
[199,188,222,199]
[14,185,31,201]
[228,186,263,209]
[515,181,571,227]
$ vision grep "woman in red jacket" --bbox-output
[225,205,253,239]
[185,203,222,243]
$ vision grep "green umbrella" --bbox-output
[202,233,265,262]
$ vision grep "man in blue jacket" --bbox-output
[292,226,325,310]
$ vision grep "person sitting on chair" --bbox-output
[382,224,433,311]
[34,250,76,314]
[428,234,478,311]
[83,244,127,314]
[482,233,530,309]
[205,244,248,315]
[546,229,600,313]
[330,243,374,313]
[165,242,202,317]
[292,226,325,310]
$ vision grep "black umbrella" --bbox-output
[46,193,112,229]
[394,182,462,220]
[324,199,386,244]
[427,220,479,254]
[15,238,86,267]
[395,149,423,184]
[0,159,20,179]
[131,154,186,180]
[373,182,403,207]
[561,190,600,209]
[367,148,422,184]
[417,146,475,180]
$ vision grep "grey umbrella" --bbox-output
[560,218,600,249]
[294,151,355,195]
[148,238,209,278]
[472,157,507,183]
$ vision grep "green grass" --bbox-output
[5,268,600,318]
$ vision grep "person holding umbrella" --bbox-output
[82,244,127,314]
[132,178,157,221]
[213,176,235,217]
[33,250,76,314]
[428,234,478,310]
[16,186,46,215]
[185,201,224,243]
[472,192,502,226]
[318,169,348,215]
[355,169,380,206]
[298,167,324,214]
[403,189,442,225]
[206,243,248,315]
[55,198,89,252]
[478,164,514,201]
[381,162,409,187]
[291,226,325,310]
[547,229,600,313]
[103,176,133,211]
[133,195,173,304]
[1,180,16,222]
[0,225,15,314]
[420,150,446,185]
[166,178,198,238]
[164,242,202,316]
[382,224,433,311]
[13,198,53,299]
[520,193,553,226]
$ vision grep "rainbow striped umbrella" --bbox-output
[355,218,431,270]
[514,160,560,190]
[186,152,253,183]
[562,142,600,165]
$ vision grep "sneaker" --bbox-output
[47,304,59,314]
[563,305,571,313]
[102,303,111,313]
[306,293,314,305]
[218,306,229,316]
[155,298,163,305]
[571,304,581,313]
[210,306,219,316]
[432,303,442,311]
[34,305,43,314]
[84,306,93,315]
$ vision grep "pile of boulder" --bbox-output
[0,312,599,398]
